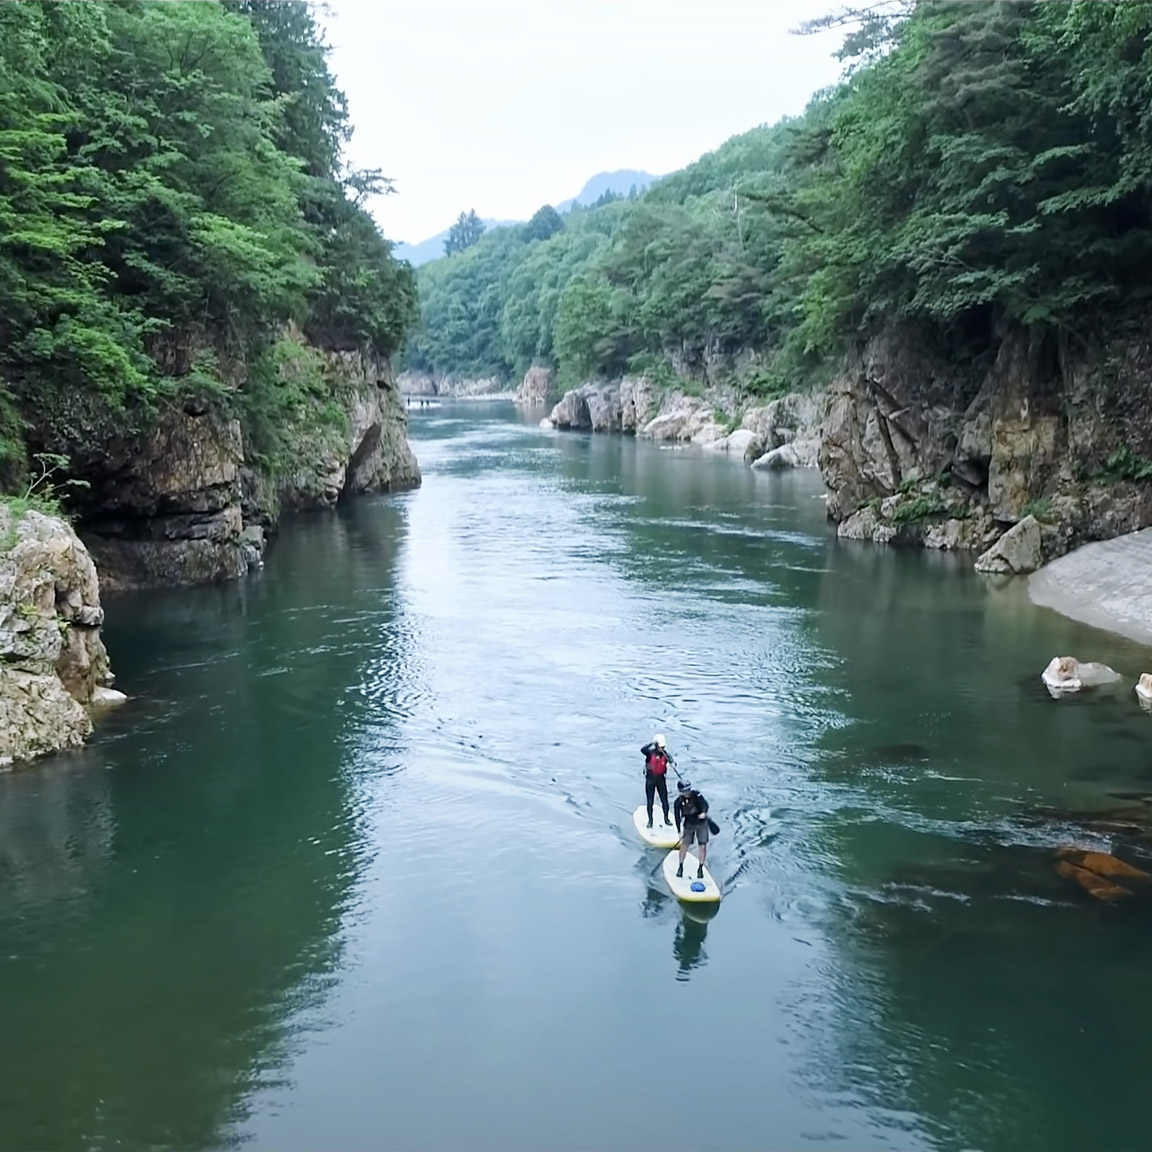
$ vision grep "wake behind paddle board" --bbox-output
[633,805,680,849]
[662,849,721,903]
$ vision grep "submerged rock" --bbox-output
[1055,848,1152,901]
[0,506,120,764]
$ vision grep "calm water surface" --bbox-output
[3,402,1152,1152]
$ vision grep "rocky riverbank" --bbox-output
[397,370,516,399]
[539,322,1152,582]
[0,506,124,766]
[541,375,828,465]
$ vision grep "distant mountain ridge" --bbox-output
[392,169,660,267]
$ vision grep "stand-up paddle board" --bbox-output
[633,805,680,849]
[662,849,721,903]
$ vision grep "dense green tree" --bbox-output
[408,0,1152,399]
[523,205,563,244]
[444,209,486,257]
[0,0,415,481]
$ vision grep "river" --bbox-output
[2,401,1152,1152]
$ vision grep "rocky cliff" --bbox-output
[262,348,421,520]
[30,342,421,592]
[817,326,1152,569]
[0,506,123,766]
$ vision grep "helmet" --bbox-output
[654,734,666,748]
[677,779,691,793]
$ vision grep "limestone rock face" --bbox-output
[742,391,829,464]
[620,376,657,433]
[547,378,660,435]
[816,325,1152,566]
[548,389,593,431]
[515,366,554,406]
[0,507,118,765]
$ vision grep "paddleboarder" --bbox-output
[640,734,673,829]
[674,779,710,879]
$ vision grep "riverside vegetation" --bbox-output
[0,0,422,762]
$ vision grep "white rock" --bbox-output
[1042,656,1082,692]
[91,686,128,707]
[1042,655,1121,695]
[1136,673,1152,707]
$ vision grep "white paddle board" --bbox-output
[632,804,680,849]
[662,848,721,903]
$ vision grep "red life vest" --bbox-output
[646,750,668,776]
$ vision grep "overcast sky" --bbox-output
[320,1,846,246]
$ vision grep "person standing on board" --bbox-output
[674,779,710,879]
[640,734,673,829]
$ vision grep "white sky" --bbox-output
[320,1,846,245]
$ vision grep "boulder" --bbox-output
[750,439,821,470]
[549,389,591,431]
[706,429,759,456]
[836,506,897,545]
[1041,655,1121,694]
[640,396,723,443]
[974,515,1043,575]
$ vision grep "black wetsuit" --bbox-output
[640,742,671,823]
[674,789,709,836]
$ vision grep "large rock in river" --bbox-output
[0,506,120,766]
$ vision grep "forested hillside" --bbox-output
[0,0,416,483]
[405,1,1152,398]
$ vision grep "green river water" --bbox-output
[3,401,1152,1152]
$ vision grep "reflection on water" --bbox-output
[2,400,1152,1151]
[0,499,411,1151]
